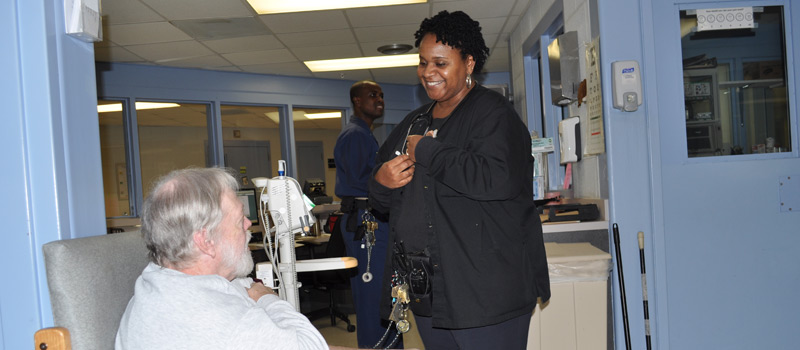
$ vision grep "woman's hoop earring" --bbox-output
[466,74,473,88]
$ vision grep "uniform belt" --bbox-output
[340,197,370,232]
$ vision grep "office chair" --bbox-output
[305,212,356,332]
[35,231,149,350]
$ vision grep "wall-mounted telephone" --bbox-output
[612,60,643,112]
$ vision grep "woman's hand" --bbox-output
[406,130,435,162]
[375,154,415,189]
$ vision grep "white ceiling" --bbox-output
[95,0,532,85]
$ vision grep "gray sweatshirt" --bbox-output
[115,262,328,350]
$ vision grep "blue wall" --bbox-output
[1,0,104,349]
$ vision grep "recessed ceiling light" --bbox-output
[97,102,181,113]
[247,0,427,14]
[304,54,418,72]
[305,112,342,119]
[377,44,413,55]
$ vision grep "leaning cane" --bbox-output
[612,223,631,350]
[638,231,652,350]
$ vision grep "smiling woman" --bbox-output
[369,10,550,350]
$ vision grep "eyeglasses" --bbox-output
[399,112,432,155]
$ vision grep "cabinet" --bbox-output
[527,243,611,350]
[684,68,722,156]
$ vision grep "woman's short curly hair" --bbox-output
[414,10,490,74]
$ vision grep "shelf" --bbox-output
[541,198,609,233]
[543,220,609,233]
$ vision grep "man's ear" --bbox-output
[193,228,216,258]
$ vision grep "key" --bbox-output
[395,284,410,304]
[389,302,403,322]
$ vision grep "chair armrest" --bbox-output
[34,327,71,350]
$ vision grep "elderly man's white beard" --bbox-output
[222,230,254,278]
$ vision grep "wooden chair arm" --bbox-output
[34,327,71,350]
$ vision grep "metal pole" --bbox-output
[613,223,632,350]
[638,231,652,350]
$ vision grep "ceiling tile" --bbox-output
[202,35,284,54]
[503,15,520,33]
[276,29,356,48]
[370,67,420,85]
[512,0,531,16]
[126,41,215,62]
[259,11,349,34]
[345,4,430,27]
[483,47,509,73]
[223,49,297,66]
[312,70,375,82]
[353,24,419,43]
[239,62,314,77]
[432,0,515,19]
[140,0,255,21]
[483,34,499,49]
[211,66,243,72]
[291,44,363,61]
[100,0,164,25]
[95,46,146,63]
[105,22,192,46]
[170,17,270,41]
[475,17,507,35]
[161,55,233,69]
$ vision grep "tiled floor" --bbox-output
[301,287,424,349]
[312,312,425,350]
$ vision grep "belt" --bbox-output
[340,197,370,233]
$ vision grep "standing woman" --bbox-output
[369,10,550,350]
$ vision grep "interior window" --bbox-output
[220,105,281,189]
[291,107,344,201]
[98,99,131,217]
[136,101,211,194]
[680,6,791,157]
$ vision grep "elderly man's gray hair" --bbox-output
[141,167,239,269]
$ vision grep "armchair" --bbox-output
[35,231,149,350]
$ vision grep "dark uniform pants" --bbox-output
[341,210,401,348]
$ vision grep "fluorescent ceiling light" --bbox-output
[264,111,342,123]
[305,112,342,119]
[247,0,427,14]
[305,54,418,72]
[97,102,181,113]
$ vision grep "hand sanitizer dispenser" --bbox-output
[559,117,581,164]
[612,60,643,112]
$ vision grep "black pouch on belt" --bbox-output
[340,196,368,240]
[393,242,433,316]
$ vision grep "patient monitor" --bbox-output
[252,160,356,311]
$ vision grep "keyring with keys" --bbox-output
[361,211,378,283]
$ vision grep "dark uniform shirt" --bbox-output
[334,116,378,198]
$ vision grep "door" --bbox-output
[295,141,326,187]
[223,140,272,188]
[649,2,800,349]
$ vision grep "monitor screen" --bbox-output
[236,189,259,225]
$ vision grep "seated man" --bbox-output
[115,167,350,350]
